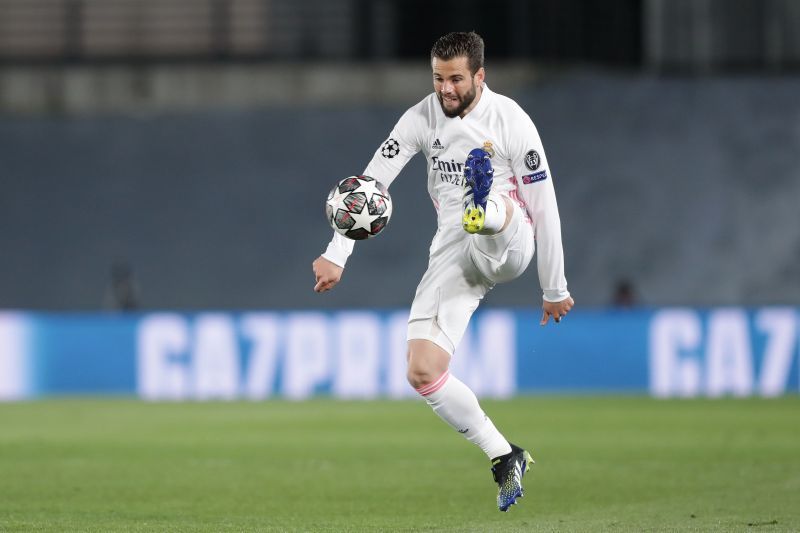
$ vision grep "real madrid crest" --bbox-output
[482,141,495,158]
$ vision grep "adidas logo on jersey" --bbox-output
[431,138,444,150]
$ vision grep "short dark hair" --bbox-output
[430,31,484,75]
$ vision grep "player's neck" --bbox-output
[459,84,483,119]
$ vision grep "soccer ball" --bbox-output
[326,175,392,240]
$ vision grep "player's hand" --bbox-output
[540,296,574,326]
[313,256,343,293]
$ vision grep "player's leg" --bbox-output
[406,335,512,460]
[462,146,533,283]
[463,147,519,236]
[469,194,535,284]
[472,192,514,235]
[407,321,533,511]
[408,228,533,511]
[406,241,509,460]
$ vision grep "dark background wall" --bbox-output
[2,73,799,310]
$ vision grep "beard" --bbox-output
[437,83,478,118]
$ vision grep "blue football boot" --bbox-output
[462,148,494,233]
[491,443,534,512]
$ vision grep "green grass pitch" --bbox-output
[1,397,798,532]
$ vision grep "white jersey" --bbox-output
[323,85,569,302]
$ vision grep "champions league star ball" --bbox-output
[326,175,392,240]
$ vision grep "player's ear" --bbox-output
[474,67,485,85]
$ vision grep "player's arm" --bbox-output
[509,112,573,324]
[314,108,423,292]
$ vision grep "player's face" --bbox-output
[432,56,484,118]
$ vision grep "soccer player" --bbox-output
[312,31,573,512]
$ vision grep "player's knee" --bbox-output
[406,364,438,390]
[406,340,450,390]
[406,348,438,389]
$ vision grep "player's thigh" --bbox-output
[470,202,534,284]
[408,232,491,355]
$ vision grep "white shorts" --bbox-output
[407,197,534,355]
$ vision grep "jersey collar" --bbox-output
[463,83,491,122]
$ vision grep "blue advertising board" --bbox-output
[0,308,797,400]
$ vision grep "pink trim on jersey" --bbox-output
[415,370,450,396]
[431,197,440,212]
[508,177,532,224]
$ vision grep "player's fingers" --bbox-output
[540,310,550,326]
[314,278,328,292]
[320,278,340,292]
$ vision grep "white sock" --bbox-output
[478,194,512,235]
[416,371,512,459]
